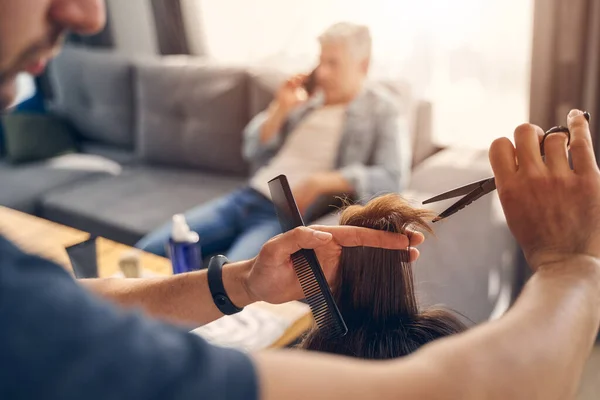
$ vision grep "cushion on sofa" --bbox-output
[40,167,247,246]
[1,113,78,164]
[247,67,286,120]
[135,60,250,176]
[47,46,136,148]
[0,160,109,214]
[80,141,139,165]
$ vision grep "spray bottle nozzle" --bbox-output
[171,214,199,243]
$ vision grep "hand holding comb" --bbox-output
[268,175,348,339]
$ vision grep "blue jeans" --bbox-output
[136,188,281,262]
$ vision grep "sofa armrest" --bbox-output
[411,100,441,168]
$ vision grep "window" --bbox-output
[190,0,534,148]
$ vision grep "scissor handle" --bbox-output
[541,126,570,156]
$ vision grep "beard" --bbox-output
[0,28,64,112]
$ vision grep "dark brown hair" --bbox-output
[300,194,467,359]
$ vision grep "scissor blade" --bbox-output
[432,186,489,222]
[422,177,493,204]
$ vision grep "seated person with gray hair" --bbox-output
[136,22,412,261]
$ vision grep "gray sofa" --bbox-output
[14,46,436,245]
[0,46,518,324]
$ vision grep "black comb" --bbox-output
[268,175,348,339]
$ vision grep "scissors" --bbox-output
[423,112,590,222]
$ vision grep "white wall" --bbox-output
[106,0,158,55]
[191,0,533,149]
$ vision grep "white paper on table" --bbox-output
[191,302,310,351]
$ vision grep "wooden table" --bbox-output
[0,207,172,277]
[0,206,312,348]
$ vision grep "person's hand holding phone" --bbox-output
[275,74,309,113]
[259,72,314,145]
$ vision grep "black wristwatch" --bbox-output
[207,255,244,315]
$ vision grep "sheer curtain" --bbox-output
[186,0,533,148]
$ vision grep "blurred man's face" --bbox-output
[316,41,368,103]
[0,0,106,111]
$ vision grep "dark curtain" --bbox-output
[529,0,600,155]
[151,0,191,55]
[516,0,600,298]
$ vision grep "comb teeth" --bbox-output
[291,252,347,338]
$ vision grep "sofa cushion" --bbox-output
[2,113,78,164]
[247,67,286,120]
[0,160,109,214]
[135,59,250,176]
[47,46,136,148]
[80,141,139,165]
[40,166,247,246]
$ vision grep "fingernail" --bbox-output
[584,111,591,123]
[313,230,332,241]
[568,109,583,119]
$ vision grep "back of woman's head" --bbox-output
[300,194,467,359]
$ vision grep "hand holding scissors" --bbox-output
[423,112,591,222]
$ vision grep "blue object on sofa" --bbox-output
[16,88,46,113]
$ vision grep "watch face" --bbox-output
[214,293,242,315]
[215,295,228,306]
[208,255,241,315]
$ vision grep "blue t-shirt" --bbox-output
[0,235,258,400]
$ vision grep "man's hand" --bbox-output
[274,74,309,112]
[489,109,600,271]
[259,74,310,144]
[293,172,353,216]
[243,225,424,305]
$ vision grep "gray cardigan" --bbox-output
[243,85,412,201]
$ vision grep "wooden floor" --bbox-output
[578,346,600,399]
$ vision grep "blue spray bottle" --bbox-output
[167,214,203,274]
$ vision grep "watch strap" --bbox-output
[207,255,244,315]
